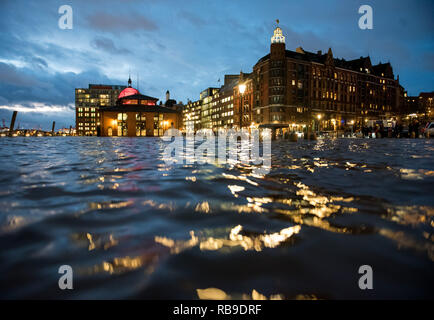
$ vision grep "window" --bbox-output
[136,113,147,136]
[297,81,303,89]
[117,113,128,136]
[154,114,164,136]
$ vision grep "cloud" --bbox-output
[31,57,48,69]
[0,62,41,87]
[0,102,74,113]
[0,102,75,130]
[178,11,207,27]
[87,12,158,33]
[0,62,122,106]
[91,37,131,55]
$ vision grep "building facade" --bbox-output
[248,24,402,133]
[183,100,202,131]
[99,80,181,137]
[181,23,406,134]
[182,76,238,132]
[75,84,126,135]
[200,88,219,130]
[211,75,236,129]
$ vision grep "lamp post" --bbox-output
[317,114,322,135]
[238,83,246,130]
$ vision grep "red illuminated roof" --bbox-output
[118,87,140,99]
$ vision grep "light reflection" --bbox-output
[222,173,259,186]
[82,254,158,275]
[386,205,433,227]
[379,228,434,261]
[71,232,119,251]
[154,225,301,253]
[196,288,284,300]
[228,185,245,197]
[88,200,133,210]
[399,168,432,180]
[155,231,199,254]
[142,199,175,211]
[195,201,211,213]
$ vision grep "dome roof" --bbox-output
[118,87,139,99]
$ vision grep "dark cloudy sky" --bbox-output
[0,0,433,129]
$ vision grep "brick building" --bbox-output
[181,22,410,134]
[246,23,402,133]
[98,78,181,137]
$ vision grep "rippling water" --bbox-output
[0,137,433,299]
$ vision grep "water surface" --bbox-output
[0,137,433,299]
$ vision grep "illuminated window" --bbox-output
[297,81,303,89]
[136,113,147,136]
[117,113,128,136]
[123,99,138,105]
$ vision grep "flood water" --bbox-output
[0,137,433,299]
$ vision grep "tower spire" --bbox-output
[271,20,285,44]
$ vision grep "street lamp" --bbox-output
[317,114,322,134]
[239,83,246,129]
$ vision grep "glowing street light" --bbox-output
[238,83,246,129]
[239,83,246,95]
[316,114,322,134]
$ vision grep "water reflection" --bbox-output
[197,288,285,300]
[0,137,432,299]
[155,224,301,253]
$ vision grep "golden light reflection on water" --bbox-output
[399,168,434,180]
[387,205,434,227]
[196,287,285,300]
[154,225,301,253]
[219,202,268,214]
[71,232,119,251]
[0,215,27,233]
[222,173,259,186]
[379,229,434,262]
[81,254,158,276]
[195,201,211,214]
[155,231,198,254]
[228,185,245,197]
[142,199,175,212]
[88,200,134,210]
